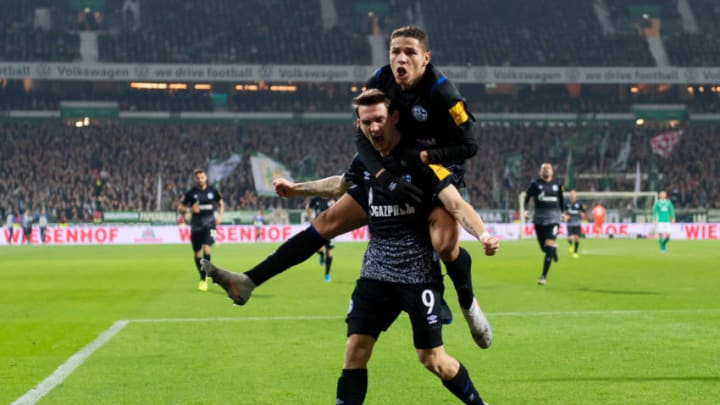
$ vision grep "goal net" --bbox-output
[518,191,658,239]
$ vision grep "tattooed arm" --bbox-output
[437,185,499,256]
[273,176,351,199]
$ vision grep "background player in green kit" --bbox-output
[653,190,675,253]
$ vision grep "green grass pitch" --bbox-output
[2,239,719,404]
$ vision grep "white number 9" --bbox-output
[421,289,435,315]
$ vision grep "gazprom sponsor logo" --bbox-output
[369,204,416,217]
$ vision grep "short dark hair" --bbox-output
[390,25,430,51]
[192,168,205,177]
[352,88,391,117]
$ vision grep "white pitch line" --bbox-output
[13,308,720,404]
[489,308,720,317]
[11,320,129,405]
[130,315,345,323]
[128,309,720,323]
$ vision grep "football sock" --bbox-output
[203,254,211,280]
[542,246,555,277]
[194,257,206,280]
[245,225,328,286]
[336,368,368,405]
[663,237,670,247]
[658,239,665,250]
[444,247,474,309]
[442,363,484,404]
[574,241,579,253]
[318,251,325,265]
[325,256,333,275]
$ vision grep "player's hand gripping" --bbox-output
[377,170,424,205]
[480,233,500,256]
[272,178,296,198]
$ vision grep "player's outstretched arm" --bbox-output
[273,176,351,199]
[437,185,499,256]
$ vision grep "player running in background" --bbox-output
[563,190,586,258]
[21,209,33,244]
[253,210,265,241]
[5,207,15,244]
[306,197,336,281]
[653,190,675,253]
[524,163,565,286]
[591,201,606,238]
[177,168,224,291]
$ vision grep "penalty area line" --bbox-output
[12,320,129,405]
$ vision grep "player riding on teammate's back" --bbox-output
[200,26,493,349]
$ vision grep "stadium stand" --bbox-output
[2,0,720,222]
[1,121,718,222]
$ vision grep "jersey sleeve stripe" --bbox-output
[429,75,447,94]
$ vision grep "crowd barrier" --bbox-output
[1,223,718,245]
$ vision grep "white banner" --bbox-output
[208,153,242,183]
[2,223,718,246]
[4,62,720,84]
[250,153,293,197]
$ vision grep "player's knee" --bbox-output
[344,336,374,369]
[417,350,440,374]
[312,211,340,239]
[417,348,455,379]
[435,243,459,262]
[430,228,460,261]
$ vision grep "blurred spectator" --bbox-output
[14,0,720,65]
[1,120,718,224]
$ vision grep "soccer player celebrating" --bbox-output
[200,26,490,349]
[653,190,675,253]
[177,169,224,291]
[355,26,484,345]
[563,189,586,258]
[207,89,496,403]
[524,163,565,286]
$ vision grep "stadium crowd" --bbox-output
[1,121,718,223]
[1,0,719,66]
[5,82,720,115]
[2,0,720,224]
